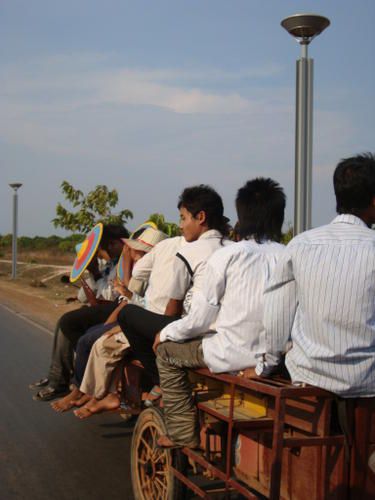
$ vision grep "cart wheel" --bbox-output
[131,407,186,500]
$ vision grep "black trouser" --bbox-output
[118,304,178,385]
[59,302,118,348]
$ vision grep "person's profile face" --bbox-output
[130,248,146,261]
[179,206,203,242]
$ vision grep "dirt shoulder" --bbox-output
[0,262,82,331]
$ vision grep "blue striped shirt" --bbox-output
[256,215,375,397]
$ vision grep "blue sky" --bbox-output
[1,0,374,236]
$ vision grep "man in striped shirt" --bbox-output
[256,153,375,397]
[156,178,286,448]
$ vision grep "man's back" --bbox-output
[267,214,375,397]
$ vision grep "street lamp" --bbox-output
[281,13,330,235]
[9,183,23,279]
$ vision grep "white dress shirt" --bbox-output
[167,229,230,315]
[131,236,187,314]
[160,239,285,373]
[256,215,375,397]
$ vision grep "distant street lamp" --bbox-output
[9,183,23,279]
[281,13,330,234]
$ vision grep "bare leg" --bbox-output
[51,385,83,412]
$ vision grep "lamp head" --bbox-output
[9,183,23,191]
[281,13,330,45]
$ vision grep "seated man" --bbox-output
[256,153,375,392]
[50,227,170,413]
[256,154,375,491]
[30,224,129,401]
[117,184,230,402]
[155,178,286,448]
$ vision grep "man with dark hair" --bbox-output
[156,177,286,449]
[117,184,229,403]
[256,153,375,392]
[256,154,375,493]
[30,224,129,401]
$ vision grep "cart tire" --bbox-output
[131,407,186,500]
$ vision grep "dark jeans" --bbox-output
[71,322,117,387]
[59,302,118,348]
[117,304,178,384]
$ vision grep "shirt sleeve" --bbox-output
[255,247,298,376]
[132,249,154,281]
[159,259,225,343]
[166,252,194,300]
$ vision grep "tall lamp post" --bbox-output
[281,13,330,235]
[9,183,23,279]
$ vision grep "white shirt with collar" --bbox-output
[131,236,187,314]
[167,229,230,315]
[160,238,285,373]
[256,214,375,397]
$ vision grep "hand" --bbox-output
[152,333,161,354]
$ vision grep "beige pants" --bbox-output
[80,327,130,400]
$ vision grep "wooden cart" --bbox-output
[122,361,375,499]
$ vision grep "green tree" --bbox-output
[52,181,133,233]
[147,213,180,237]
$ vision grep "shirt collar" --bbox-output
[198,229,223,240]
[332,214,368,228]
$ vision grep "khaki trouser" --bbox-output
[80,328,129,399]
[156,339,206,447]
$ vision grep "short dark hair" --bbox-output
[178,185,229,236]
[101,224,129,246]
[334,153,375,215]
[235,178,286,243]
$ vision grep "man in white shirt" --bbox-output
[255,153,375,396]
[255,154,375,495]
[116,185,230,399]
[155,178,286,449]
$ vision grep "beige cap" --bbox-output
[122,227,168,253]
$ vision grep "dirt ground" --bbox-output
[0,261,83,330]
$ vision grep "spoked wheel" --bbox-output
[131,407,186,500]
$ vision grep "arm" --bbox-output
[159,260,223,343]
[255,249,298,376]
[104,300,128,325]
[164,298,183,317]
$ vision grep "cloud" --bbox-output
[0,54,282,115]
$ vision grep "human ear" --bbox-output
[196,210,207,225]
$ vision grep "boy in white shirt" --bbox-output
[155,178,286,449]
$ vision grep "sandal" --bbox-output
[29,377,49,390]
[143,386,162,407]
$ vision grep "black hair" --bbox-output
[101,224,129,245]
[178,184,230,237]
[235,177,285,243]
[334,153,375,215]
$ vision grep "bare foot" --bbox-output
[74,393,120,420]
[157,435,178,448]
[73,394,91,407]
[51,386,83,413]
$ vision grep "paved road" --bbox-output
[0,305,134,500]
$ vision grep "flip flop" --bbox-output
[143,386,162,408]
[29,377,49,390]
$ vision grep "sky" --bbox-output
[1,0,374,236]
